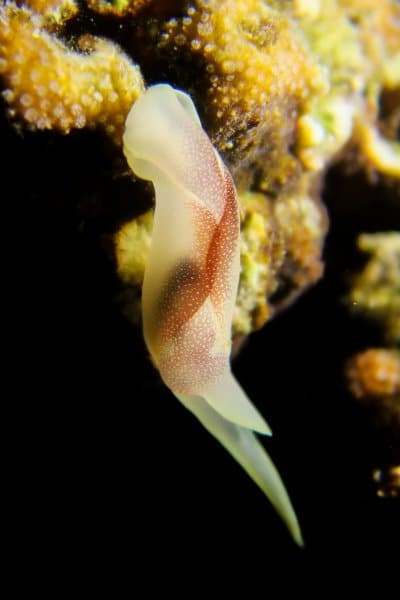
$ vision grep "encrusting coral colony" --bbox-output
[1,0,399,496]
[1,0,399,332]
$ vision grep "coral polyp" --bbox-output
[0,2,144,142]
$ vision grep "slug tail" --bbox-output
[176,393,304,547]
[202,370,272,435]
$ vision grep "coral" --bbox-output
[2,0,399,556]
[0,3,144,142]
[356,123,400,178]
[156,0,400,189]
[236,176,328,329]
[86,0,152,17]
[21,0,78,27]
[114,197,283,336]
[115,209,153,324]
[347,233,400,344]
[115,210,153,289]
[345,347,400,448]
[114,176,327,336]
[338,0,400,64]
[233,192,285,334]
[344,236,400,493]
[0,0,399,335]
[159,0,326,194]
[346,348,400,404]
[287,0,400,175]
[271,174,327,310]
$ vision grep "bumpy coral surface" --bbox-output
[0,2,144,142]
[346,347,400,472]
[115,193,286,336]
[115,210,154,324]
[1,0,399,335]
[114,181,327,337]
[347,233,400,344]
[22,0,78,25]
[233,192,285,333]
[86,0,152,17]
[160,0,325,187]
[346,348,400,404]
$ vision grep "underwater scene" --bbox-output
[3,0,399,594]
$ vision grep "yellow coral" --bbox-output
[346,348,400,402]
[235,181,327,330]
[338,0,400,67]
[86,0,152,17]
[158,0,400,193]
[348,233,400,344]
[356,122,400,177]
[22,0,78,26]
[0,3,144,142]
[293,0,367,93]
[114,209,154,325]
[113,182,327,336]
[289,0,400,172]
[233,192,285,334]
[296,97,355,171]
[346,347,400,436]
[115,210,153,287]
[272,174,328,305]
[160,0,325,171]
[114,195,284,336]
[1,0,399,340]
[1,0,399,181]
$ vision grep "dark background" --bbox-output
[5,110,399,594]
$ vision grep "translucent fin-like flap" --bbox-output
[203,371,272,435]
[173,87,202,126]
[176,393,304,547]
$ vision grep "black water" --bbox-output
[4,114,399,595]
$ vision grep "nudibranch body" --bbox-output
[123,84,302,546]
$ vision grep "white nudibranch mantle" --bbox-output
[123,83,303,545]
